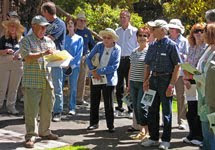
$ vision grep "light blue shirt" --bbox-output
[64,34,83,69]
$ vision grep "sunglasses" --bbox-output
[138,34,148,38]
[193,29,204,34]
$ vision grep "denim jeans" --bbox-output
[52,67,64,114]
[148,75,172,142]
[130,80,148,126]
[201,121,215,150]
[63,67,80,111]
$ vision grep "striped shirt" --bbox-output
[130,47,148,82]
[20,33,56,89]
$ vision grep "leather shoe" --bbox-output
[24,139,34,148]
[39,133,58,140]
[108,128,115,133]
[87,124,98,130]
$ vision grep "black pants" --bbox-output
[186,101,203,141]
[116,57,131,111]
[90,84,114,129]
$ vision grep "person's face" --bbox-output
[150,27,162,38]
[76,18,86,29]
[67,21,74,33]
[120,12,130,27]
[193,28,204,41]
[8,23,17,35]
[137,31,149,44]
[102,34,115,48]
[41,9,49,20]
[169,28,179,37]
[33,24,46,39]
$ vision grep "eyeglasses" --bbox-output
[138,34,148,38]
[193,29,204,34]
[102,36,112,40]
[78,19,86,23]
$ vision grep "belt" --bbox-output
[152,72,172,77]
[121,56,129,59]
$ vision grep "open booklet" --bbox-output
[91,75,107,85]
[180,63,201,75]
[141,89,156,106]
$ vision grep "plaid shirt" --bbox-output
[20,33,56,89]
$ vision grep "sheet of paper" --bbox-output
[141,89,156,106]
[91,75,107,85]
[181,63,201,75]
[122,94,132,107]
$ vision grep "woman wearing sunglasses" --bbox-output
[127,27,150,141]
[183,23,206,146]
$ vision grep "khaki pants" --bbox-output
[24,83,54,141]
[175,76,187,125]
[0,58,23,108]
[76,57,87,103]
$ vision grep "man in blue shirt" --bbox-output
[75,12,95,106]
[41,1,66,122]
[168,19,189,130]
[141,20,181,150]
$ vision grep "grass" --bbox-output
[48,146,89,150]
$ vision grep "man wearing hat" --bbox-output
[86,28,120,133]
[41,1,66,122]
[20,15,58,148]
[141,19,181,149]
[76,12,95,106]
[168,19,189,130]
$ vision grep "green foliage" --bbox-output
[163,0,215,34]
[73,3,143,33]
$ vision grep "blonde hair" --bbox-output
[204,23,215,45]
[3,19,24,41]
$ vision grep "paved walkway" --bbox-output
[0,102,200,150]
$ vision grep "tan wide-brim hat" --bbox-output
[2,18,25,33]
[99,28,119,42]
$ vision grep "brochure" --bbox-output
[180,63,201,75]
[91,75,107,85]
[141,89,156,106]
[122,93,132,107]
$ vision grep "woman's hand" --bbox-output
[4,49,14,55]
[143,79,149,92]
[184,80,191,89]
[92,70,101,80]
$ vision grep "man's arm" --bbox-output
[166,64,180,97]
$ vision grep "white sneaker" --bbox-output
[68,110,76,115]
[178,124,186,130]
[125,112,133,119]
[141,139,159,147]
[190,139,202,146]
[7,106,19,115]
[114,110,124,117]
[159,141,170,150]
[182,137,191,144]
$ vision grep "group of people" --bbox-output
[0,1,215,149]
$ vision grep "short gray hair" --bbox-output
[205,9,215,23]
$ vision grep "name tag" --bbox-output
[161,53,166,56]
